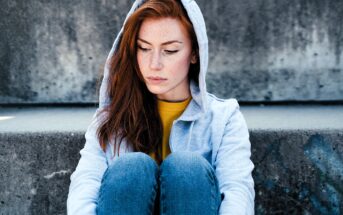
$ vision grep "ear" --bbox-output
[190,51,197,64]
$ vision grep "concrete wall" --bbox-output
[205,0,343,101]
[1,130,342,214]
[0,0,133,103]
[1,0,343,103]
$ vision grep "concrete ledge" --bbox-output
[0,106,342,214]
[1,105,343,132]
[0,107,95,132]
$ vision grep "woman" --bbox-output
[67,0,255,214]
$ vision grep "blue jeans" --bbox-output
[96,151,222,215]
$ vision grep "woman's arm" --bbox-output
[215,100,255,215]
[67,109,108,215]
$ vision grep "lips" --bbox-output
[147,76,167,80]
[146,76,167,84]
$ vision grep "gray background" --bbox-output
[1,0,342,104]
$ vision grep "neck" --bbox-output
[157,88,191,102]
[158,96,190,103]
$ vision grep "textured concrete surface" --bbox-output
[205,0,343,102]
[251,130,343,214]
[0,0,133,103]
[1,0,343,104]
[0,106,343,214]
[0,132,84,215]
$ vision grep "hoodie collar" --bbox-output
[177,80,204,121]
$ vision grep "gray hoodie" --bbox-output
[67,0,255,214]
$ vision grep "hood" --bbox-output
[99,0,209,119]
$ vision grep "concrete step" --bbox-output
[0,106,342,215]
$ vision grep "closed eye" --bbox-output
[164,50,179,55]
[138,46,150,52]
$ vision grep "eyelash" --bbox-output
[164,50,178,54]
[138,46,149,52]
[137,46,178,55]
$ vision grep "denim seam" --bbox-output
[160,169,166,215]
[204,159,220,215]
[97,167,110,203]
[207,168,217,214]
[148,179,158,214]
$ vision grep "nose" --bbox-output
[149,51,163,70]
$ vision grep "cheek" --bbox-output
[137,54,146,72]
[170,54,192,76]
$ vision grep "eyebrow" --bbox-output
[137,38,183,45]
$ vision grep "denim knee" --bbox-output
[161,151,212,173]
[97,152,159,215]
[101,152,159,191]
[160,151,216,185]
[159,152,221,215]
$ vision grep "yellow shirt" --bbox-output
[149,97,192,164]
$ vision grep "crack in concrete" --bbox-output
[43,169,71,179]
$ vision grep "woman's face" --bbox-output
[137,17,196,101]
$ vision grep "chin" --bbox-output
[147,86,168,96]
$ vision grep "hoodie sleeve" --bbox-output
[67,109,108,215]
[215,100,255,215]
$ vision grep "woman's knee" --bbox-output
[102,152,159,187]
[160,151,213,179]
[97,152,159,214]
[109,152,157,170]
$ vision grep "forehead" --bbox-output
[138,17,190,43]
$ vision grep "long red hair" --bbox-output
[97,0,200,164]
